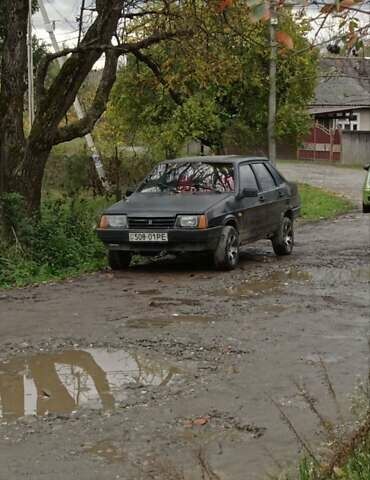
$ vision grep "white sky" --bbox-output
[33,0,84,48]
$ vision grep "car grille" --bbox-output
[128,217,176,229]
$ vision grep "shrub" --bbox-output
[0,194,109,288]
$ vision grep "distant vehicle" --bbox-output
[362,164,370,213]
[97,156,301,270]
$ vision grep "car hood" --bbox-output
[105,192,233,216]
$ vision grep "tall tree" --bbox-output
[0,0,187,212]
[103,5,317,160]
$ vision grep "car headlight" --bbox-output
[176,215,208,229]
[99,215,128,229]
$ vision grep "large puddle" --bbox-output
[220,270,312,298]
[0,349,182,420]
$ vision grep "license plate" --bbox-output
[129,232,168,242]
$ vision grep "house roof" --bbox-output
[310,57,370,114]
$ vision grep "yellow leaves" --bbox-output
[347,32,358,49]
[276,31,294,49]
[321,0,358,13]
[339,0,355,7]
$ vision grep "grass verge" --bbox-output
[298,183,355,221]
[0,194,110,289]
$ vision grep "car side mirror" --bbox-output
[363,164,370,171]
[238,187,259,199]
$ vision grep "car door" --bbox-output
[237,163,261,241]
[266,163,292,218]
[250,162,280,236]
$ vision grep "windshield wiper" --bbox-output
[157,181,179,193]
[192,183,223,193]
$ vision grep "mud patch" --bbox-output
[83,439,125,463]
[0,349,182,420]
[134,289,161,296]
[149,297,201,308]
[127,314,212,329]
[219,269,311,298]
[304,353,343,364]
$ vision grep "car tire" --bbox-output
[362,203,370,213]
[272,216,294,256]
[108,250,132,270]
[214,226,240,270]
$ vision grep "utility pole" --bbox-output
[27,0,35,126]
[268,0,278,165]
[37,0,109,190]
[77,0,86,46]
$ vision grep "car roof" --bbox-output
[164,155,269,165]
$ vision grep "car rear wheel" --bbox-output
[214,226,240,270]
[363,203,370,213]
[108,250,132,270]
[272,216,294,256]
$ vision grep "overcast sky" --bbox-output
[34,0,85,47]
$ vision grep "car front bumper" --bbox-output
[96,227,223,254]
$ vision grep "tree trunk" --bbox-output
[20,139,52,214]
[0,0,28,195]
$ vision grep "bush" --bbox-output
[0,194,109,288]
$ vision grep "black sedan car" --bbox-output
[97,156,300,270]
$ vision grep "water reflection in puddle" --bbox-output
[221,270,312,297]
[0,349,181,420]
[305,353,342,364]
[127,314,211,328]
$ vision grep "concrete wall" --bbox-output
[341,130,370,165]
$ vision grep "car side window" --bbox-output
[252,163,277,191]
[239,164,258,190]
[266,164,285,185]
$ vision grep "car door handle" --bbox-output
[259,195,265,202]
[278,190,284,197]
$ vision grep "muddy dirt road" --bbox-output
[0,166,369,480]
[278,162,365,206]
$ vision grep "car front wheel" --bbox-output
[214,226,240,270]
[272,216,294,256]
[108,250,132,270]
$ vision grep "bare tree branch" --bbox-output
[53,50,119,145]
[130,49,183,105]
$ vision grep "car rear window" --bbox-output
[252,163,277,191]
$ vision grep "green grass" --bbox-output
[0,194,111,289]
[297,435,370,480]
[298,183,355,221]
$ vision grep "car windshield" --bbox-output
[138,162,235,194]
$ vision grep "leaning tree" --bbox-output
[0,0,188,213]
